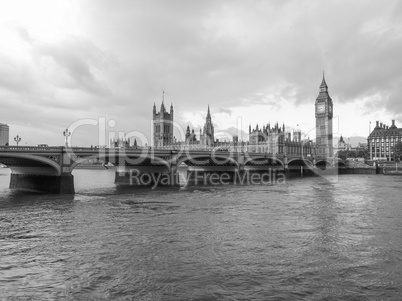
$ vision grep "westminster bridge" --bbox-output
[0,146,345,194]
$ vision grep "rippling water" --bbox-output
[1,168,402,300]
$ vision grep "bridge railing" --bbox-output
[0,146,64,152]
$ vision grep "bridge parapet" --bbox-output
[0,146,64,152]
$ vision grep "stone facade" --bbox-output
[368,120,402,161]
[153,97,174,148]
[248,123,312,155]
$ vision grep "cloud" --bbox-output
[0,54,37,94]
[33,35,112,97]
[15,26,32,44]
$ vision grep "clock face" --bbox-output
[317,104,325,113]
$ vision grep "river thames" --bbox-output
[1,169,402,300]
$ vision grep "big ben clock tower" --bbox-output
[315,73,333,157]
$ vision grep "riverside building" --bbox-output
[0,123,9,146]
[248,123,313,155]
[368,120,402,161]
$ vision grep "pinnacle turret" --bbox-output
[160,90,166,112]
[320,72,328,91]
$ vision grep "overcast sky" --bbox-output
[1,0,401,146]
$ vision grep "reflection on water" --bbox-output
[1,170,402,300]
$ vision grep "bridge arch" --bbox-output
[0,153,61,175]
[288,158,313,167]
[334,161,346,168]
[177,154,239,168]
[316,160,332,170]
[244,156,284,168]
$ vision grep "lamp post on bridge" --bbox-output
[14,135,21,146]
[63,128,71,147]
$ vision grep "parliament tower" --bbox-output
[153,92,174,147]
[315,74,333,157]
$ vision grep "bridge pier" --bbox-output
[9,173,75,194]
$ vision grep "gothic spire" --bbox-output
[320,71,328,90]
[206,105,211,122]
[160,90,165,112]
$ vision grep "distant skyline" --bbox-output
[1,0,401,146]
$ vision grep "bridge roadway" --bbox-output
[0,146,343,194]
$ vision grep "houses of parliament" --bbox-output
[150,75,334,157]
